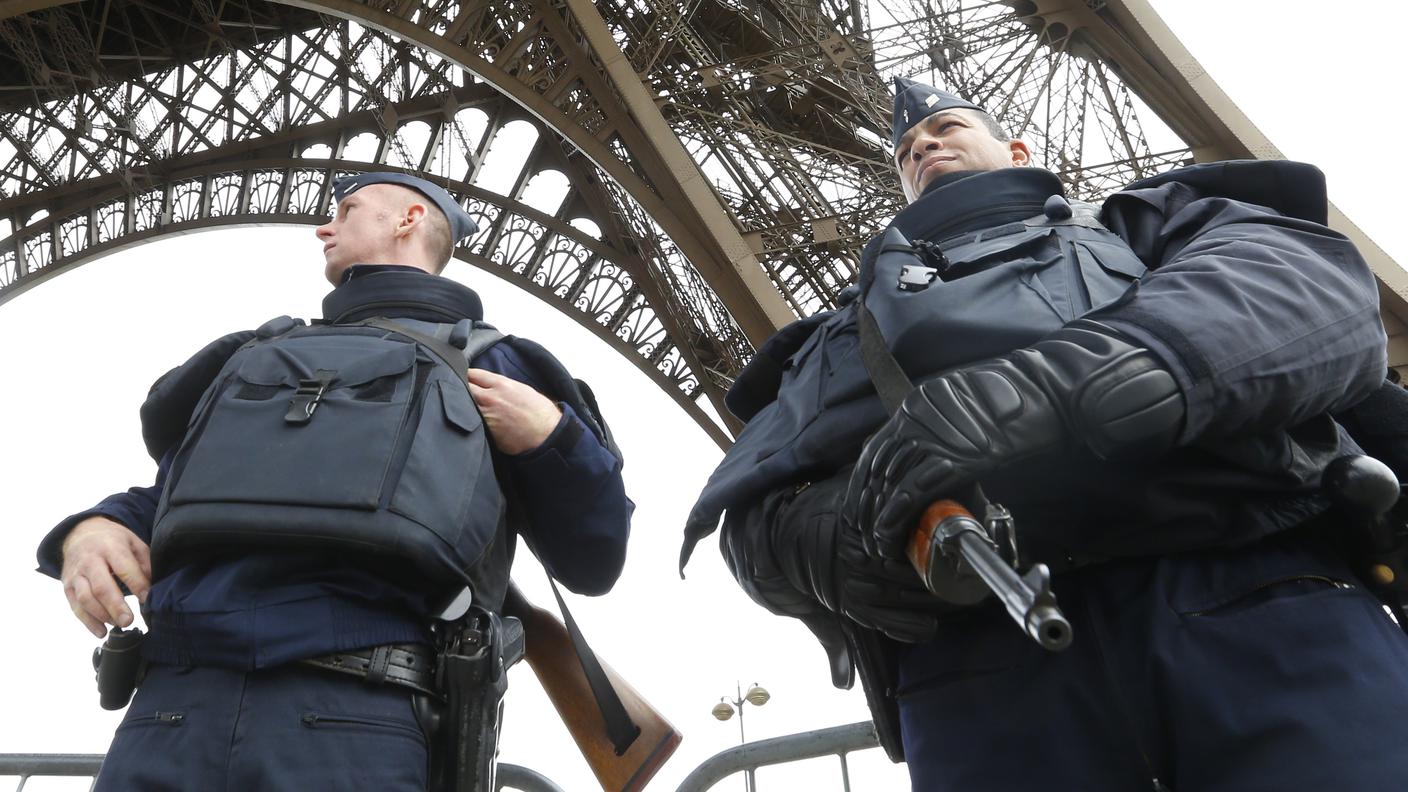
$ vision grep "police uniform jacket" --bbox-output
[684,160,1386,573]
[37,265,633,669]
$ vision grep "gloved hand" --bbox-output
[723,469,950,644]
[721,484,857,686]
[844,320,1186,559]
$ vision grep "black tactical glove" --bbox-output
[844,319,1186,559]
[721,495,855,687]
[723,469,948,644]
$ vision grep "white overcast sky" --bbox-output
[2,2,1405,791]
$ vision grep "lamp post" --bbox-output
[712,681,770,792]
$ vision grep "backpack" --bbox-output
[148,314,506,588]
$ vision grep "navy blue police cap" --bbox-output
[332,172,478,241]
[892,77,985,151]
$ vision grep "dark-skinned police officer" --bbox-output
[681,78,1408,790]
[37,172,633,790]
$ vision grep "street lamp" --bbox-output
[712,681,771,743]
[712,682,770,792]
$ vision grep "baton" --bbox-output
[908,500,1073,651]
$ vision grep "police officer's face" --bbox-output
[315,185,402,284]
[895,109,1031,203]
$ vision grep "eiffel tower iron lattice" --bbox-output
[1,0,1404,445]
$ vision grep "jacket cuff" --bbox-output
[35,509,142,579]
[510,402,586,462]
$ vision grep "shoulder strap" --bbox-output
[355,318,504,395]
[547,576,641,754]
[855,299,914,415]
[418,319,507,364]
[461,326,507,361]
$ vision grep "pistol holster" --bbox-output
[425,606,525,792]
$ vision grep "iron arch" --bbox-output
[5,0,1406,435]
[0,154,732,446]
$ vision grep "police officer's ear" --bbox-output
[394,201,428,241]
[1008,139,1033,167]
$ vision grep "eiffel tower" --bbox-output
[1,0,1403,444]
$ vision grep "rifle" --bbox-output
[908,499,1073,651]
[503,584,682,792]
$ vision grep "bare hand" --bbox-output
[467,368,564,455]
[60,516,151,638]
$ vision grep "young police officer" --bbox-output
[686,79,1408,789]
[38,172,633,790]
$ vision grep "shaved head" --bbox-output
[375,184,455,272]
[315,183,456,283]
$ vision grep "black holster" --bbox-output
[846,622,905,762]
[424,606,525,792]
[93,627,146,711]
[1321,454,1408,632]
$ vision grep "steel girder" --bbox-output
[3,1,1402,442]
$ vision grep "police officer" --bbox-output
[687,78,1408,789]
[37,172,633,790]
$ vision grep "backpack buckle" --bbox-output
[896,241,950,292]
[286,369,336,424]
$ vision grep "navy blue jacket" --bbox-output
[37,266,633,669]
[684,161,1387,567]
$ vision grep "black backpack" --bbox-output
[147,315,506,588]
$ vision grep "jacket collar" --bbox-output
[321,265,484,324]
[892,167,1065,243]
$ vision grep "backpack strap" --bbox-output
[421,320,507,362]
[355,318,505,395]
[461,326,508,361]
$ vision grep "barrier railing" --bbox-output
[1,720,881,791]
[0,755,564,792]
[674,721,879,792]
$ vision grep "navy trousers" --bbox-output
[94,664,429,791]
[896,534,1408,791]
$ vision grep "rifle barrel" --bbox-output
[910,500,1072,651]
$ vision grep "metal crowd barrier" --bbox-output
[1,721,881,791]
[674,721,880,792]
[0,755,564,792]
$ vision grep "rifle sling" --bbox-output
[856,299,988,513]
[855,299,914,416]
[550,576,642,755]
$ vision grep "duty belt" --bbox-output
[301,643,438,697]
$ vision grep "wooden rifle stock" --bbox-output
[503,586,682,792]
